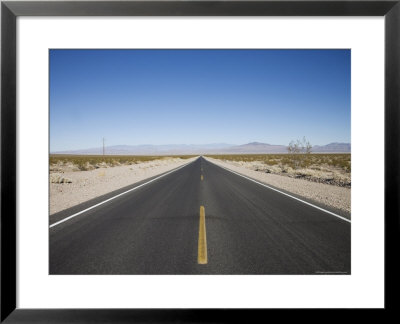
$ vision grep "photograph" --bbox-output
[49,49,351,275]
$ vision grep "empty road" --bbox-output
[50,157,350,274]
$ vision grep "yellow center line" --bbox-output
[198,206,207,264]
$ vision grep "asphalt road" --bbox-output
[50,157,350,274]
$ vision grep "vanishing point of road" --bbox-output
[50,157,350,274]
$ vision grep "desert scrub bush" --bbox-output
[50,174,72,183]
[287,137,312,169]
[328,154,351,172]
[263,159,279,166]
[49,154,196,171]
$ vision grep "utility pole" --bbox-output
[103,137,105,156]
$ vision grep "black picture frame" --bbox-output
[1,0,399,322]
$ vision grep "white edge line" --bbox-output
[49,158,198,228]
[206,158,351,224]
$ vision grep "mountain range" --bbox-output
[52,142,351,155]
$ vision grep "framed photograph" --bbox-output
[1,0,399,322]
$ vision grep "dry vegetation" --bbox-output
[206,154,351,188]
[50,154,196,173]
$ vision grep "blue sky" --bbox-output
[50,49,350,151]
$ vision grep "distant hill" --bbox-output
[221,142,287,153]
[52,142,351,155]
[216,142,350,154]
[52,143,234,155]
[312,142,351,153]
